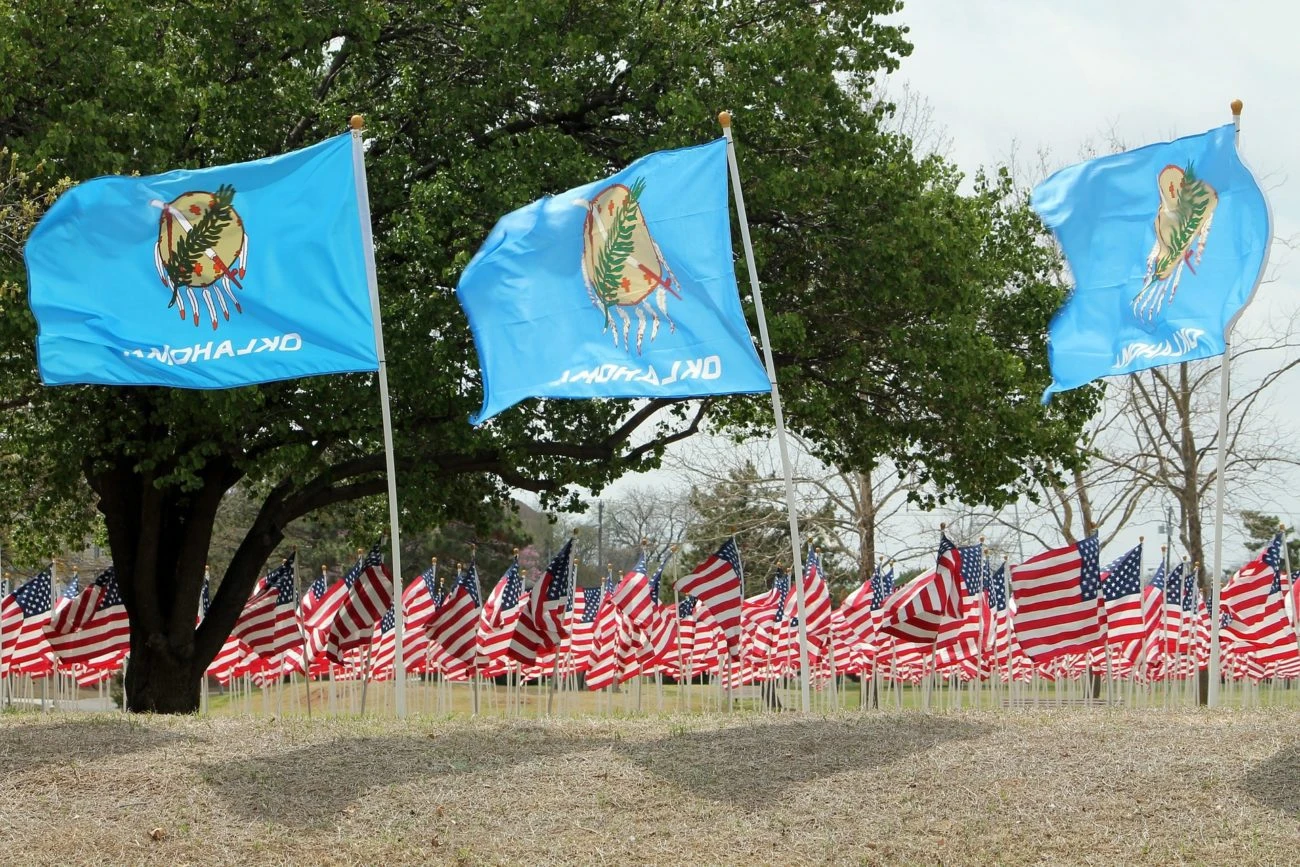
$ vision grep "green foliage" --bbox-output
[0,1,1092,692]
[1240,510,1300,568]
[716,154,1100,509]
[207,484,530,593]
[896,566,929,585]
[0,0,919,566]
[683,461,850,597]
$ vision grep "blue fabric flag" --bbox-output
[1032,124,1270,401]
[26,133,379,387]
[456,138,770,423]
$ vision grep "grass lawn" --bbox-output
[3,706,1299,865]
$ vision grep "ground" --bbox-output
[2,708,1298,865]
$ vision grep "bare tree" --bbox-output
[1098,326,1300,585]
[666,434,919,588]
[601,486,693,565]
[992,400,1152,554]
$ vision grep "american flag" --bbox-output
[984,561,1007,612]
[747,570,790,660]
[198,573,211,623]
[579,569,625,682]
[476,560,526,665]
[675,595,699,670]
[678,595,698,619]
[959,545,984,597]
[55,576,81,613]
[603,552,657,680]
[936,536,967,612]
[567,585,605,667]
[648,558,666,605]
[1100,544,1144,663]
[675,539,745,657]
[398,563,441,673]
[428,562,483,667]
[1181,565,1198,611]
[1,569,55,675]
[509,538,574,663]
[300,567,330,621]
[636,559,676,668]
[45,567,131,668]
[836,566,879,646]
[1140,560,1170,666]
[1222,534,1296,656]
[406,564,442,628]
[935,546,988,667]
[1159,562,1190,655]
[322,543,393,664]
[233,552,300,661]
[609,551,654,630]
[787,548,833,643]
[1010,534,1104,662]
[871,563,895,610]
[983,561,1019,666]
[750,570,791,626]
[301,562,353,664]
[282,566,329,673]
[368,605,398,676]
[879,536,963,643]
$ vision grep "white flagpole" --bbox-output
[350,115,407,717]
[1210,98,1272,707]
[719,111,812,714]
[1280,524,1300,665]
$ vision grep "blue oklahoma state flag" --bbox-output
[1033,124,1270,400]
[25,133,380,387]
[456,138,771,423]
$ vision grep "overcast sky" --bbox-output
[885,1,1300,570]
[891,0,1297,312]
[556,2,1300,577]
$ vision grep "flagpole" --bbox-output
[1281,525,1300,665]
[350,115,407,717]
[1210,98,1256,708]
[719,111,812,714]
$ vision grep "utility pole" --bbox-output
[1011,501,1026,563]
[1162,504,1173,572]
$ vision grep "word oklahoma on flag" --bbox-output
[25,133,379,388]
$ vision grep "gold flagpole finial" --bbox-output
[350,115,365,130]
[1230,99,1243,117]
[718,111,732,129]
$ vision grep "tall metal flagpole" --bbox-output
[719,111,812,713]
[1210,98,1269,708]
[350,115,407,717]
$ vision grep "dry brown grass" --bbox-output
[2,708,1299,865]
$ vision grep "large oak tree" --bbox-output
[0,0,1095,711]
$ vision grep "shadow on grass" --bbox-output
[1242,745,1300,816]
[197,715,991,827]
[615,715,991,804]
[0,716,194,775]
[195,723,592,828]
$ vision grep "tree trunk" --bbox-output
[1074,466,1096,538]
[86,450,281,714]
[1175,363,1209,705]
[856,471,876,584]
[124,631,202,713]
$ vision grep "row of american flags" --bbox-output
[3,532,1298,690]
